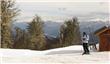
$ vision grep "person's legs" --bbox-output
[86,43,90,54]
[82,43,86,55]
[84,43,87,53]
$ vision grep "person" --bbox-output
[82,32,90,55]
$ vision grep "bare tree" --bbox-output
[1,0,19,48]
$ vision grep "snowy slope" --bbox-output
[0,45,110,64]
[0,45,83,57]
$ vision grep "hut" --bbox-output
[95,26,110,51]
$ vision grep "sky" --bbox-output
[15,0,110,22]
[16,0,109,2]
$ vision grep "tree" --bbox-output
[13,27,29,49]
[1,0,19,48]
[27,15,46,50]
[59,17,81,47]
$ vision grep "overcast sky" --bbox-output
[15,0,109,22]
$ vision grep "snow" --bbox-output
[0,45,110,64]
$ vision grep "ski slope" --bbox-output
[0,45,110,64]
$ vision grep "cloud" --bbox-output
[16,0,109,2]
[16,2,109,22]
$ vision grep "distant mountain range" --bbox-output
[43,21,63,37]
[13,21,63,37]
[13,21,106,37]
[13,21,107,43]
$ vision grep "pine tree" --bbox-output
[13,27,29,49]
[60,17,81,47]
[27,15,46,50]
[1,0,19,48]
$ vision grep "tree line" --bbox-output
[0,0,81,50]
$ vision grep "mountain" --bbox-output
[13,22,28,29]
[13,21,106,44]
[43,21,63,37]
[79,21,105,34]
[13,21,105,36]
[13,21,63,37]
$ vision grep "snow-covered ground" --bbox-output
[0,45,110,64]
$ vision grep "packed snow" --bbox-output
[0,45,110,64]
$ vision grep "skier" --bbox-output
[82,32,90,55]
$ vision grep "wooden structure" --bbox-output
[95,26,110,51]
